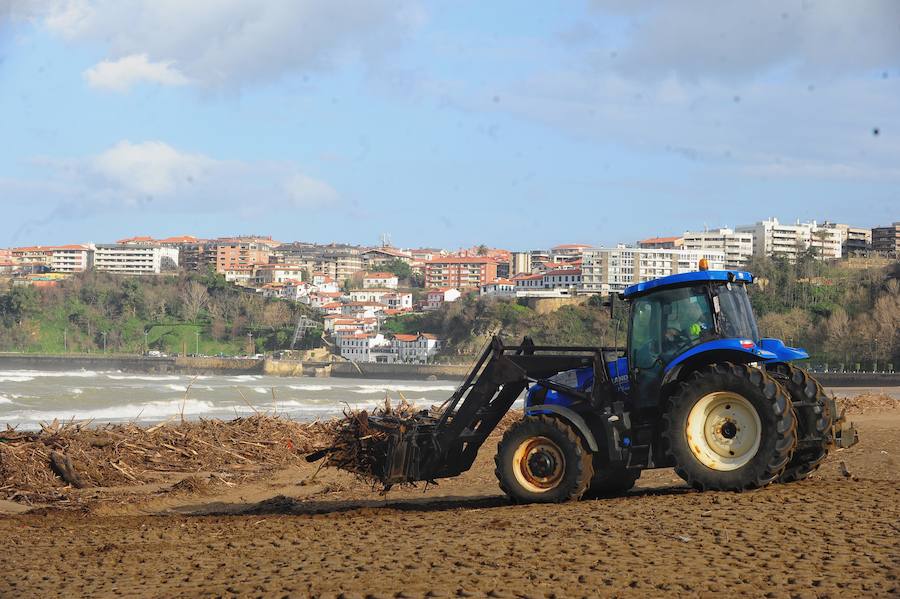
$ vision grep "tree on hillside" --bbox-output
[181,281,209,322]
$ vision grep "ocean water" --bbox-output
[0,369,476,430]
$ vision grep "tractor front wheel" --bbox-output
[662,363,797,491]
[495,415,594,504]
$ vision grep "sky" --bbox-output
[0,0,898,250]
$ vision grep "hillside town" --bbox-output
[1,218,898,364]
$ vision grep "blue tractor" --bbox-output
[326,267,857,503]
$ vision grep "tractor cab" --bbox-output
[624,267,770,408]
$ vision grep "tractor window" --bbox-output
[712,283,760,342]
[629,286,715,369]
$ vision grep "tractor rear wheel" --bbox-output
[495,415,594,504]
[584,466,640,498]
[767,363,833,482]
[662,363,797,491]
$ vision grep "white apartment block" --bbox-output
[362,272,399,289]
[50,246,94,273]
[682,228,753,269]
[93,245,179,275]
[736,218,842,261]
[581,246,726,295]
[336,332,443,364]
[425,288,461,310]
[542,268,582,290]
[382,292,413,310]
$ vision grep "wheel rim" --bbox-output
[686,391,761,471]
[512,436,565,493]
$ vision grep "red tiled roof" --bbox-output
[544,268,582,276]
[393,334,418,342]
[551,244,592,250]
[512,273,543,281]
[639,236,682,244]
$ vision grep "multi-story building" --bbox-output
[215,240,272,275]
[360,246,412,268]
[736,218,841,261]
[252,264,306,285]
[362,272,399,289]
[682,228,754,269]
[639,236,684,250]
[49,245,94,273]
[872,222,900,255]
[551,244,593,259]
[509,252,531,276]
[317,244,365,282]
[424,257,498,289]
[11,246,54,267]
[581,246,725,295]
[542,268,583,290]
[93,244,179,275]
[424,288,461,311]
[480,279,516,297]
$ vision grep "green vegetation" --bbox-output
[0,271,322,355]
[384,257,900,369]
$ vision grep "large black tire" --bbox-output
[494,415,594,504]
[584,466,640,498]
[767,363,833,482]
[662,363,797,491]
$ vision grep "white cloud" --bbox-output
[90,140,212,196]
[83,53,189,92]
[23,0,424,89]
[23,140,338,213]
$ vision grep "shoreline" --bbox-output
[0,353,897,385]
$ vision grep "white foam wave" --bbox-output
[287,385,333,391]
[0,376,34,382]
[71,388,83,395]
[228,375,262,382]
[165,384,188,392]
[9,399,218,423]
[252,387,269,394]
[0,370,100,379]
[107,374,182,381]
[349,384,457,394]
[0,395,13,404]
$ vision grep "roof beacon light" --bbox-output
[698,258,709,271]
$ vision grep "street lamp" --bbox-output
[64,328,68,353]
[248,331,253,355]
[144,330,149,355]
[873,336,878,372]
[102,331,108,353]
[195,331,200,356]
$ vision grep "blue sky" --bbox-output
[0,1,898,250]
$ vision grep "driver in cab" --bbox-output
[663,298,712,358]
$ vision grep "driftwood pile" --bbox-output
[0,415,334,504]
[312,397,438,487]
[836,393,898,415]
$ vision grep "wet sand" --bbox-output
[1,413,898,598]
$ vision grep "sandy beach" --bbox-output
[1,401,898,598]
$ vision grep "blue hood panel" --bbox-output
[758,338,809,362]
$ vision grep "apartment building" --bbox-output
[252,264,305,285]
[480,279,516,297]
[360,246,412,268]
[214,240,271,275]
[682,228,754,269]
[362,272,399,289]
[639,236,683,250]
[11,246,54,266]
[94,244,179,275]
[581,246,726,294]
[736,218,842,260]
[509,252,531,276]
[336,332,443,364]
[542,268,583,290]
[424,257,498,289]
[49,245,94,273]
[872,222,900,255]
[424,288,461,310]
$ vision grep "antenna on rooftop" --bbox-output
[380,233,392,248]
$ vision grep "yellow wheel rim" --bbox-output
[512,436,565,493]
[686,391,761,471]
